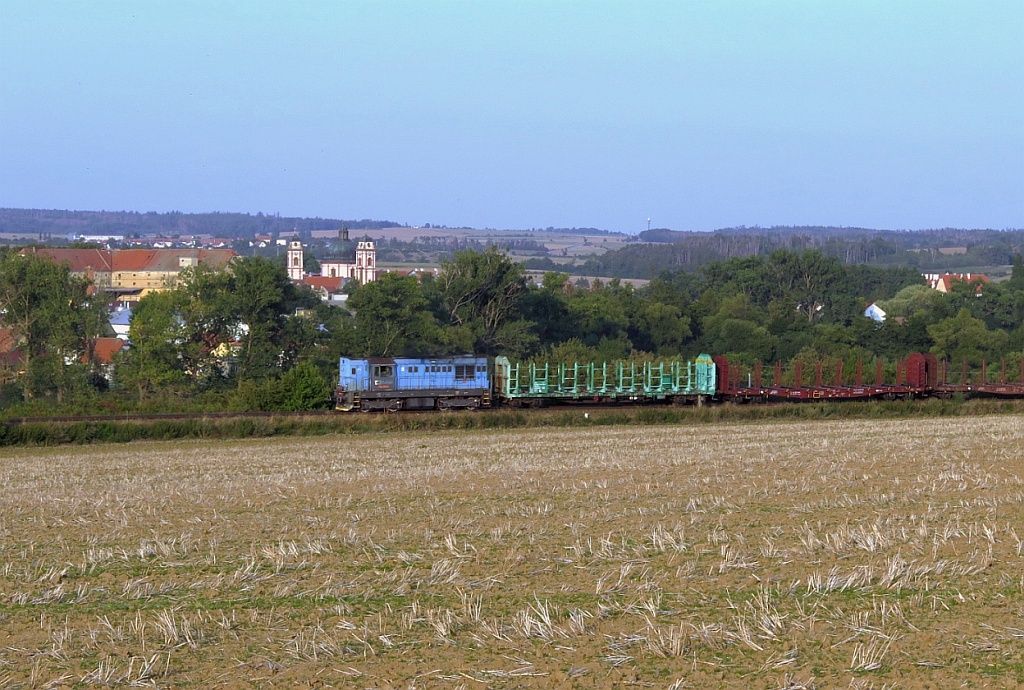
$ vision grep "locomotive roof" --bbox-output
[343,355,490,365]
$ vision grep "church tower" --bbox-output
[287,240,304,280]
[355,241,376,283]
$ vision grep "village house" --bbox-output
[0,327,23,384]
[922,272,989,295]
[864,302,887,322]
[82,337,125,383]
[0,328,123,384]
[300,275,347,304]
[109,307,132,340]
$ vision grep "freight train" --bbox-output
[336,353,1024,411]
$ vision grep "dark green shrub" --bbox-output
[279,363,333,411]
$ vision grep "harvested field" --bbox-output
[1,416,1023,688]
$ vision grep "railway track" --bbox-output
[6,390,1024,428]
[0,404,661,426]
[0,410,339,426]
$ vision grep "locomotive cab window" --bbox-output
[454,364,474,381]
[373,365,394,378]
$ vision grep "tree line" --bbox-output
[2,247,1023,416]
[0,208,402,239]
[526,227,1024,279]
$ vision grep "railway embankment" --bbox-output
[3,397,1024,447]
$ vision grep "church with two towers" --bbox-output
[286,237,377,284]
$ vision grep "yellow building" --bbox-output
[21,247,236,302]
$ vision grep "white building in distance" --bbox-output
[864,302,887,323]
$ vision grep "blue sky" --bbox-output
[1,1,1021,231]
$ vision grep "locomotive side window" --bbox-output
[455,364,474,381]
[373,365,394,378]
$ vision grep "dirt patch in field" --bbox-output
[0,416,1022,687]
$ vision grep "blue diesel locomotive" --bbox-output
[336,356,492,411]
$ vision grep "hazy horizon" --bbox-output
[2,1,1021,232]
[7,206,1024,236]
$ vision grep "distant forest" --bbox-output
[528,226,1024,278]
[0,208,403,238]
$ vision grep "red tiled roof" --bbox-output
[938,273,989,293]
[302,276,343,292]
[111,248,237,272]
[83,337,124,365]
[112,249,158,271]
[197,249,236,268]
[21,247,238,274]
[19,247,113,272]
